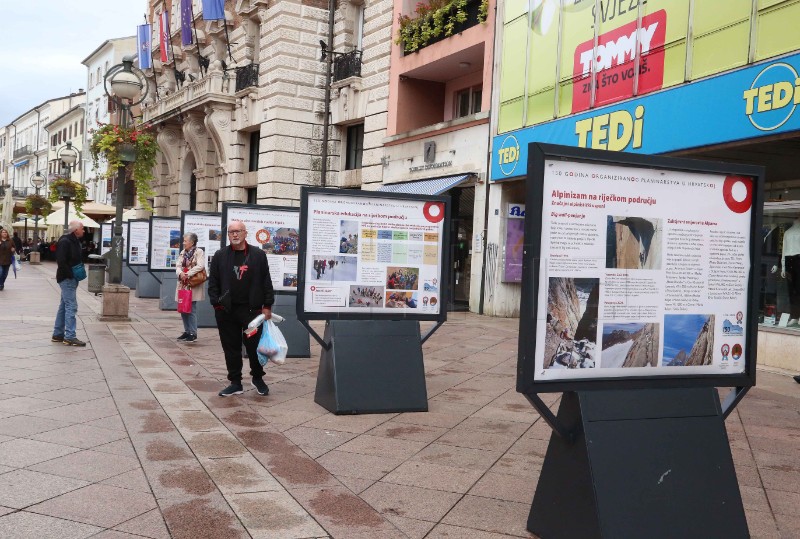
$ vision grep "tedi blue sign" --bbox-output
[491,51,800,181]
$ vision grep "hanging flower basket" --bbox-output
[24,194,52,217]
[89,123,159,211]
[48,178,88,215]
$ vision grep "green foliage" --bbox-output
[24,194,52,217]
[396,0,489,53]
[48,178,88,216]
[89,123,159,211]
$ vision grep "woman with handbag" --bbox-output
[0,228,16,291]
[175,232,206,342]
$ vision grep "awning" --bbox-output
[13,160,29,168]
[378,173,473,195]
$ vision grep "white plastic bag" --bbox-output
[12,254,21,272]
[256,319,288,366]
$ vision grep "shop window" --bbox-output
[455,86,482,119]
[248,131,260,172]
[345,123,364,170]
[760,202,800,329]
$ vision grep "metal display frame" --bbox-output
[126,219,150,267]
[100,222,129,261]
[147,216,182,273]
[179,210,222,265]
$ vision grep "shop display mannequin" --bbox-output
[781,218,800,320]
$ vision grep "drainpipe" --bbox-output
[320,0,335,187]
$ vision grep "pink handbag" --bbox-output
[177,288,193,313]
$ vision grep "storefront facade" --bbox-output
[488,0,800,371]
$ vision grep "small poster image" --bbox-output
[169,229,181,249]
[600,322,660,368]
[308,256,357,282]
[349,285,384,307]
[209,229,222,241]
[386,266,419,290]
[257,227,299,255]
[386,291,418,309]
[544,277,599,369]
[283,273,298,287]
[606,216,663,270]
[662,314,715,367]
[339,221,359,254]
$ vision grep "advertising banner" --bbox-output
[127,220,150,266]
[298,188,450,321]
[221,203,300,293]
[504,204,525,283]
[181,211,222,268]
[148,217,181,271]
[519,144,763,392]
[100,222,129,261]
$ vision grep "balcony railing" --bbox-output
[13,146,32,159]
[333,50,363,82]
[235,63,260,92]
[142,70,237,123]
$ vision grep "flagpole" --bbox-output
[190,1,207,76]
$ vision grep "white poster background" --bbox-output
[100,222,129,260]
[149,217,181,271]
[224,206,300,292]
[127,221,150,265]
[304,192,446,315]
[183,213,222,268]
[535,160,752,381]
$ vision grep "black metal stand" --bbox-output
[310,320,430,415]
[528,388,748,539]
[122,265,138,290]
[196,282,217,329]
[159,273,178,311]
[135,270,161,298]
[273,295,310,358]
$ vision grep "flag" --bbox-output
[181,0,193,46]
[160,11,170,63]
[137,24,152,69]
[202,0,225,20]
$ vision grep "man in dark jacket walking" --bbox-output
[53,221,86,346]
[208,220,274,397]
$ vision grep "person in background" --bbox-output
[53,221,86,347]
[175,232,206,343]
[12,232,22,254]
[0,228,16,291]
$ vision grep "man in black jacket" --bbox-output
[53,221,86,346]
[208,220,274,397]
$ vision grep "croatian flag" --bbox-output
[137,24,152,70]
[160,10,170,63]
[202,0,225,20]
[181,0,193,46]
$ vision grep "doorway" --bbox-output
[448,186,474,311]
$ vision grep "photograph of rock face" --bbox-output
[606,215,663,269]
[601,322,660,368]
[662,314,715,366]
[544,277,600,369]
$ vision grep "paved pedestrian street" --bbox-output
[0,263,798,538]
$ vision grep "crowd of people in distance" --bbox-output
[5,233,97,262]
[387,268,418,290]
[313,257,346,279]
[340,233,358,254]
[350,286,383,307]
[386,291,417,308]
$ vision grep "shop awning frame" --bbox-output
[378,173,474,195]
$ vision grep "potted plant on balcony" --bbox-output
[48,177,88,215]
[396,0,489,53]
[89,123,159,210]
[24,194,52,217]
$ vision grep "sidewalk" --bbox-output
[0,261,796,538]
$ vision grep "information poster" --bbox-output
[534,158,755,381]
[504,203,525,282]
[148,217,181,271]
[182,212,222,268]
[127,220,150,266]
[223,204,300,292]
[100,222,129,261]
[301,190,448,317]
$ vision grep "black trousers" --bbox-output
[215,303,265,383]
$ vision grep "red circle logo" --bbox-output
[722,176,753,214]
[255,229,271,243]
[423,202,445,223]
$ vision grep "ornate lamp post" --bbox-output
[56,142,80,234]
[103,55,148,285]
[30,171,46,238]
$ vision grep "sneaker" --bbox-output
[252,378,269,396]
[794,375,800,384]
[63,338,87,347]
[177,332,189,341]
[218,383,244,397]
[184,334,197,343]
[51,335,64,342]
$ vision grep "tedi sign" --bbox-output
[743,62,800,131]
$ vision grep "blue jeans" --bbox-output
[181,301,198,336]
[0,265,9,287]
[54,278,79,339]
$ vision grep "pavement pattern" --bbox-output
[0,261,798,538]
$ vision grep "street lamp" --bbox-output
[30,171,46,239]
[56,142,80,234]
[103,54,148,285]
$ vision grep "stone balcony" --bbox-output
[141,70,238,124]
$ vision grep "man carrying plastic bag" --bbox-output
[248,313,288,365]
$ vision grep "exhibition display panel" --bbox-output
[148,217,182,272]
[180,211,222,268]
[100,222,129,260]
[127,219,150,266]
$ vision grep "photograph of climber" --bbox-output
[606,215,663,270]
[662,314,715,366]
[600,322,660,368]
[544,277,599,369]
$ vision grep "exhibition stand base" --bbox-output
[274,295,310,358]
[528,388,748,539]
[98,284,131,322]
[314,320,427,415]
[159,274,178,311]
[135,271,161,298]
[196,282,217,328]
[122,265,138,290]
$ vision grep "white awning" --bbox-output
[378,174,473,195]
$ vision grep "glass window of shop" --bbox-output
[760,201,800,328]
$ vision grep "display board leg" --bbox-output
[159,273,178,311]
[196,282,217,328]
[314,320,427,415]
[273,295,310,358]
[122,265,138,290]
[528,388,748,539]
[135,271,161,298]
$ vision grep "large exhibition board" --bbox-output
[298,188,450,321]
[221,203,300,293]
[519,144,764,393]
[127,219,150,266]
[100,222,129,261]
[148,216,181,271]
[181,211,222,268]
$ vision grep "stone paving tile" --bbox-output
[113,508,171,539]
[0,414,74,437]
[427,523,533,539]
[441,495,535,538]
[34,387,109,404]
[0,396,65,415]
[157,494,249,538]
[336,434,427,460]
[0,469,89,509]
[30,423,127,449]
[361,481,462,522]
[317,450,403,481]
[202,454,285,494]
[0,511,103,539]
[366,421,448,443]
[28,397,118,423]
[291,486,402,539]
[29,482,157,528]
[0,438,81,468]
[382,461,485,494]
[100,468,153,494]
[226,490,328,538]
[29,449,140,482]
[283,426,359,457]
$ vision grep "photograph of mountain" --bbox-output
[606,215,662,270]
[601,322,660,368]
[544,277,599,369]
[662,314,715,366]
